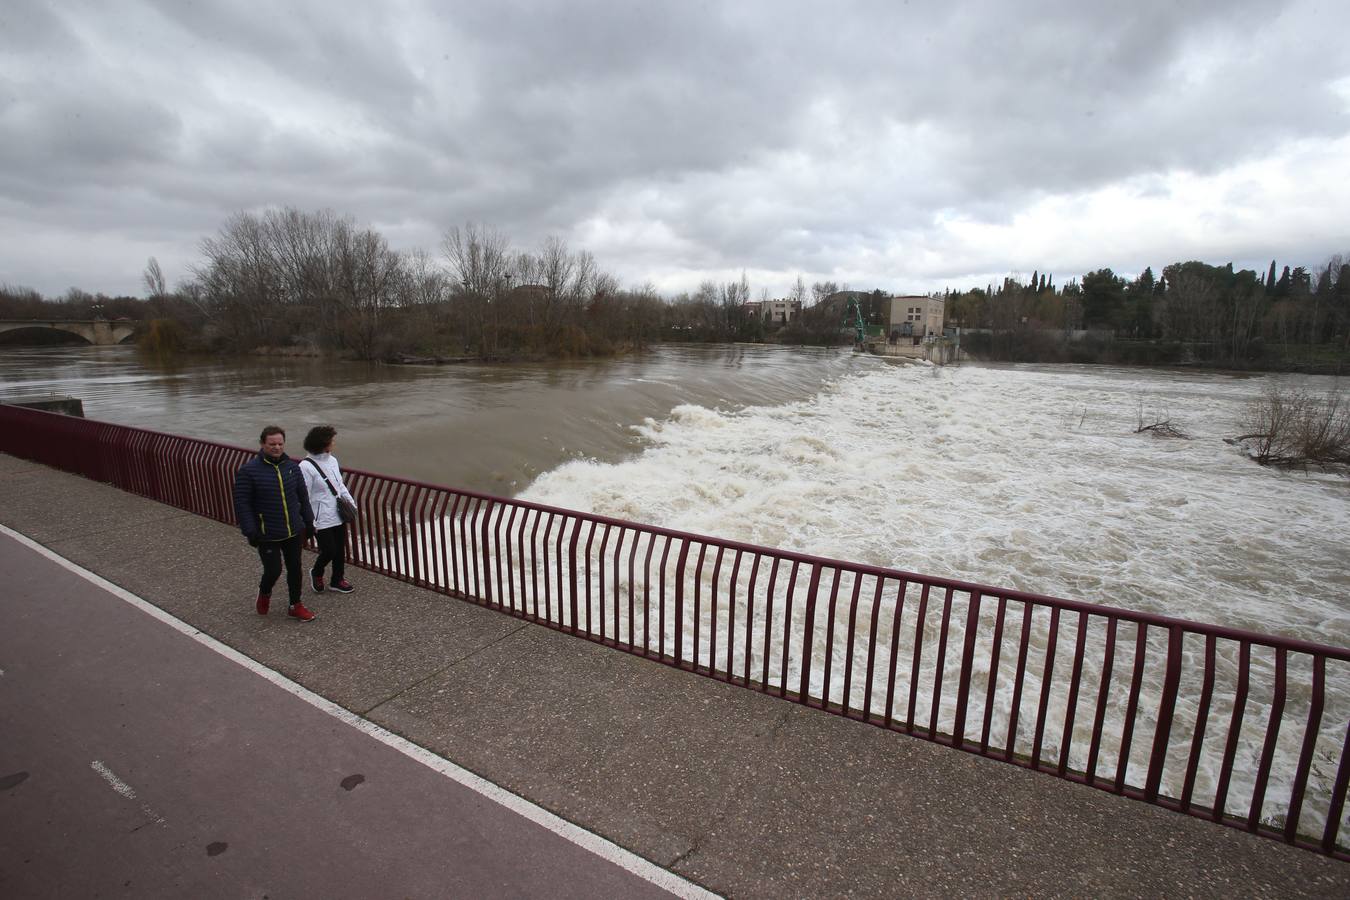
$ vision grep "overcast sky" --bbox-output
[2,0,1348,301]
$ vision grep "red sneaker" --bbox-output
[256,593,271,615]
[329,579,354,594]
[287,602,316,622]
[311,573,325,593]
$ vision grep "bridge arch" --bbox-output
[0,320,137,346]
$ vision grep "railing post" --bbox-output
[480,498,495,606]
[798,563,822,701]
[1145,625,1184,801]
[952,591,982,749]
[567,516,580,633]
[674,540,690,666]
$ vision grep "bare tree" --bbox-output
[400,247,447,306]
[194,211,281,346]
[539,234,577,339]
[143,257,167,299]
[811,280,839,308]
[334,226,404,358]
[442,223,512,356]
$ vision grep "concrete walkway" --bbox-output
[1,451,1347,898]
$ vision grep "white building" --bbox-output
[885,295,944,340]
[744,299,801,325]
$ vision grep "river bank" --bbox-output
[960,331,1349,375]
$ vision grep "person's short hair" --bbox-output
[303,425,337,454]
[259,425,285,444]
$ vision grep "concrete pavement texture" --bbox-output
[2,451,1348,898]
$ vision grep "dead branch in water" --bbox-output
[1135,398,1189,439]
[1137,420,1188,438]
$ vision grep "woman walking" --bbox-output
[301,425,357,594]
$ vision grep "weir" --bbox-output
[2,401,1347,860]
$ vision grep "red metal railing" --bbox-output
[3,403,1348,858]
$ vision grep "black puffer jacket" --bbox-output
[233,451,314,542]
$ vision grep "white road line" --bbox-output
[91,760,137,800]
[90,759,166,825]
[2,524,720,900]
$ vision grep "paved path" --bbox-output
[0,531,702,899]
[1,451,1348,897]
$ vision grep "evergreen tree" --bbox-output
[1289,266,1310,296]
[1315,264,1334,297]
[1274,265,1291,298]
[1080,268,1126,329]
[1122,267,1156,339]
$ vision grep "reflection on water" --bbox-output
[0,344,866,496]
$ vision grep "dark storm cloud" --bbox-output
[1,0,1347,296]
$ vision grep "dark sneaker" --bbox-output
[311,573,325,593]
[256,593,271,615]
[329,579,354,594]
[287,602,317,622]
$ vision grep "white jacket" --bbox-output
[301,452,356,530]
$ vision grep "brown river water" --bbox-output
[0,343,865,496]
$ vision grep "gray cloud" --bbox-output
[1,0,1347,298]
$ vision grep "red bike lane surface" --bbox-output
[0,533,698,899]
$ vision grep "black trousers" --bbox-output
[312,523,346,582]
[257,534,304,604]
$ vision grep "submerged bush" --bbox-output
[1235,385,1350,469]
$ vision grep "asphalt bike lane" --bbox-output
[0,529,712,899]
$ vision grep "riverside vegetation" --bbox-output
[1,206,1347,374]
[1233,385,1350,470]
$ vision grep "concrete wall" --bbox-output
[4,398,85,417]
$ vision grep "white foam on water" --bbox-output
[524,363,1350,643]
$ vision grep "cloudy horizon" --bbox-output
[2,0,1348,301]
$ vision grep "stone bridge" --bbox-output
[0,319,137,346]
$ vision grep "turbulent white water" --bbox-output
[517,361,1350,835]
[524,361,1350,645]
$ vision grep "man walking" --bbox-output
[232,425,317,621]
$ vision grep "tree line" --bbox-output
[946,259,1350,369]
[2,205,1346,369]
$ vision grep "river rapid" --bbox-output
[523,357,1349,646]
